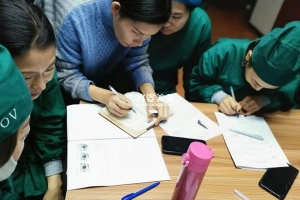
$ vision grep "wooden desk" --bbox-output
[66,103,300,200]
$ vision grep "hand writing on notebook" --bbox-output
[239,95,264,116]
[219,96,242,116]
[106,89,134,117]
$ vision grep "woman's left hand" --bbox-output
[139,83,171,126]
[43,174,64,200]
[146,98,170,126]
[239,95,264,116]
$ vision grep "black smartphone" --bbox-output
[258,164,299,200]
[161,135,206,156]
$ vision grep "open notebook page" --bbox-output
[67,101,170,190]
[67,130,170,190]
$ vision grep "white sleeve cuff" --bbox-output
[211,90,229,105]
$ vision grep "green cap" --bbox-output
[0,45,32,143]
[251,21,300,86]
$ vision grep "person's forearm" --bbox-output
[47,174,62,190]
[88,85,113,104]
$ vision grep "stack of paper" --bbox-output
[214,112,289,170]
[67,104,170,190]
[158,93,222,141]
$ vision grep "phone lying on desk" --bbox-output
[161,135,206,156]
[258,164,299,200]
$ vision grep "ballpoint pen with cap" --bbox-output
[109,85,136,113]
[121,182,160,200]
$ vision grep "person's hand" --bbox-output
[88,86,133,117]
[219,95,242,115]
[43,174,63,200]
[105,92,133,117]
[239,95,264,116]
[145,95,170,126]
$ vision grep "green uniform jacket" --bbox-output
[0,71,67,198]
[187,38,298,113]
[148,7,211,95]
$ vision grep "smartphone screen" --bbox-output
[161,135,206,156]
[259,164,299,200]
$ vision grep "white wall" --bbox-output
[250,0,284,35]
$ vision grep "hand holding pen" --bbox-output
[219,96,242,116]
[229,86,242,117]
[107,85,136,117]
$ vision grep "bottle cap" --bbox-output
[182,142,214,172]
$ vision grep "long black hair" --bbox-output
[117,0,172,24]
[0,0,55,57]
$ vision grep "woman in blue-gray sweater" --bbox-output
[35,0,172,125]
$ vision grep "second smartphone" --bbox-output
[161,135,206,156]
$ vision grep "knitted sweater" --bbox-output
[35,0,154,101]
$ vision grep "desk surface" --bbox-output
[66,103,300,200]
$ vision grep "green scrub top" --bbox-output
[148,7,211,95]
[187,38,299,113]
[0,70,67,198]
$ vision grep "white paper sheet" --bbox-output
[67,104,155,141]
[67,134,170,190]
[158,93,222,140]
[67,104,170,190]
[214,112,289,169]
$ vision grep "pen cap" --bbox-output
[182,142,214,173]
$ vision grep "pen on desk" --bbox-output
[229,127,264,140]
[198,120,208,129]
[234,189,249,200]
[121,182,160,200]
[230,86,239,118]
[108,85,136,113]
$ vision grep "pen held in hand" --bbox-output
[230,86,239,118]
[121,182,160,200]
[229,127,264,140]
[108,85,136,113]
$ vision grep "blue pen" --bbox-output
[121,182,160,200]
[230,86,239,118]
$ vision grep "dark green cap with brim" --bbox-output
[251,21,300,86]
[0,45,32,143]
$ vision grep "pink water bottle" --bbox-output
[171,142,214,200]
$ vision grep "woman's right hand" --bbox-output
[219,95,242,115]
[89,85,132,117]
[105,92,133,117]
